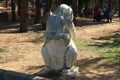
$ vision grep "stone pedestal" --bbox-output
[62,66,79,78]
[37,66,79,79]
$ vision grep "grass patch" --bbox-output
[76,33,120,63]
[0,48,8,53]
[75,38,90,50]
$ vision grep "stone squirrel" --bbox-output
[41,4,77,70]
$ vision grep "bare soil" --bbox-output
[0,2,120,79]
[0,19,120,80]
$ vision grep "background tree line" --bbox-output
[3,0,120,32]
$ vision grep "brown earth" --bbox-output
[0,18,120,80]
[0,1,120,79]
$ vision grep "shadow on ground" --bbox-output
[75,57,120,80]
[0,21,45,33]
[30,57,120,80]
[0,17,113,33]
[90,32,120,63]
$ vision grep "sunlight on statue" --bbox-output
[41,4,77,71]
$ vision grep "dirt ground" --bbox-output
[0,18,120,80]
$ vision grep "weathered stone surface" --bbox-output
[41,4,77,71]
[2,71,28,80]
[62,66,79,78]
[27,76,51,80]
[35,67,51,76]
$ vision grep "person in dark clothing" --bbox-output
[104,8,113,22]
[93,8,101,21]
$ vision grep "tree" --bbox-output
[41,0,52,27]
[19,0,28,32]
[17,0,21,16]
[78,0,84,16]
[118,0,120,11]
[72,0,77,17]
[34,0,41,23]
[84,0,90,8]
[61,0,72,6]
[108,0,112,10]
[43,0,52,14]
[11,0,16,22]
[98,0,103,8]
[5,0,8,7]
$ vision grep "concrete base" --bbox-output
[37,67,52,76]
[62,66,79,78]
[37,66,79,78]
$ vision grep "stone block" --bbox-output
[62,66,79,78]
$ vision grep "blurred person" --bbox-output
[104,8,113,22]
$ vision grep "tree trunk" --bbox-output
[118,0,120,11]
[17,0,21,16]
[19,0,28,32]
[98,0,103,8]
[5,0,8,7]
[61,0,72,6]
[44,0,52,14]
[84,0,90,8]
[78,0,84,17]
[34,0,41,23]
[41,0,52,27]
[108,0,112,10]
[72,0,77,17]
[11,0,16,22]
[72,0,78,25]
